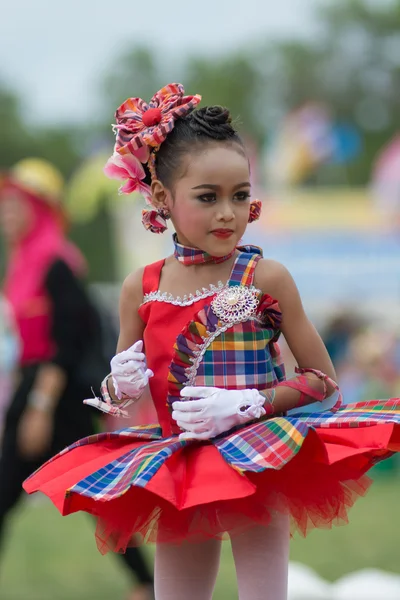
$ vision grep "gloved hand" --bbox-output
[110,340,153,400]
[172,386,267,440]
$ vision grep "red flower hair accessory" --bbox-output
[248,199,262,223]
[113,83,202,156]
[141,207,170,234]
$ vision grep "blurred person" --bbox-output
[0,298,19,432]
[323,311,364,371]
[0,159,153,600]
[23,85,400,600]
[343,329,397,403]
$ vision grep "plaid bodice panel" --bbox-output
[167,249,285,410]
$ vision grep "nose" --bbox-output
[216,200,235,222]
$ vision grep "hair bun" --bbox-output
[189,106,235,139]
[196,106,232,125]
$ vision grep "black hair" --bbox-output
[144,106,246,189]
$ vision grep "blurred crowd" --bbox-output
[323,313,400,405]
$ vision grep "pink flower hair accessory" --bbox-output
[103,152,152,203]
[113,83,202,156]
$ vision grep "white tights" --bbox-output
[154,513,290,600]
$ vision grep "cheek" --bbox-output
[237,202,251,224]
[172,200,208,230]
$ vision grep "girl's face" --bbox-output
[0,191,33,244]
[166,144,251,255]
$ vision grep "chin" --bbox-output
[208,241,237,256]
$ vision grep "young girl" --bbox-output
[24,84,400,600]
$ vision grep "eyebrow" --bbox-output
[191,182,251,191]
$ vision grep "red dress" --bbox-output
[23,249,400,554]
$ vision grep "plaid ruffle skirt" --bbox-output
[23,399,400,553]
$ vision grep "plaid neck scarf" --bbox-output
[173,234,236,265]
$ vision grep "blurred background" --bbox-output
[1,0,400,598]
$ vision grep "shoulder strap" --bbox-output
[228,251,262,287]
[142,259,165,295]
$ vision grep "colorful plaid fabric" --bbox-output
[215,417,309,472]
[114,83,201,155]
[194,322,283,390]
[229,250,262,286]
[167,249,285,407]
[214,400,400,473]
[173,233,236,265]
[173,235,263,266]
[294,398,400,427]
[69,436,185,500]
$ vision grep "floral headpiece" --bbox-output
[104,83,201,233]
[104,83,262,233]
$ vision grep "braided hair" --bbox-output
[144,106,246,189]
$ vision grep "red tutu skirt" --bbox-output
[23,400,400,554]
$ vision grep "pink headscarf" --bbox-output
[2,181,86,365]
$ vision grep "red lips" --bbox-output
[211,229,234,238]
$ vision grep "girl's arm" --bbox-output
[256,259,338,415]
[117,267,146,352]
[107,267,146,402]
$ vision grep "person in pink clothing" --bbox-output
[0,159,153,600]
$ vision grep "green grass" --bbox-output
[1,477,399,600]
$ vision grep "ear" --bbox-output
[151,180,172,212]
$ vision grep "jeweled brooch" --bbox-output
[211,285,260,324]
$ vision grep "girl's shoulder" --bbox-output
[254,258,296,305]
[120,266,146,309]
[121,257,168,304]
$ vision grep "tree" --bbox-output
[100,46,170,120]
[185,53,264,142]
[0,83,82,179]
[0,87,32,168]
[316,0,400,184]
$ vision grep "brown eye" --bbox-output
[234,192,250,201]
[198,194,216,203]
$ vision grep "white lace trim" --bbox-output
[185,321,232,384]
[141,280,225,307]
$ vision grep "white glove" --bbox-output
[172,386,267,440]
[110,340,153,400]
